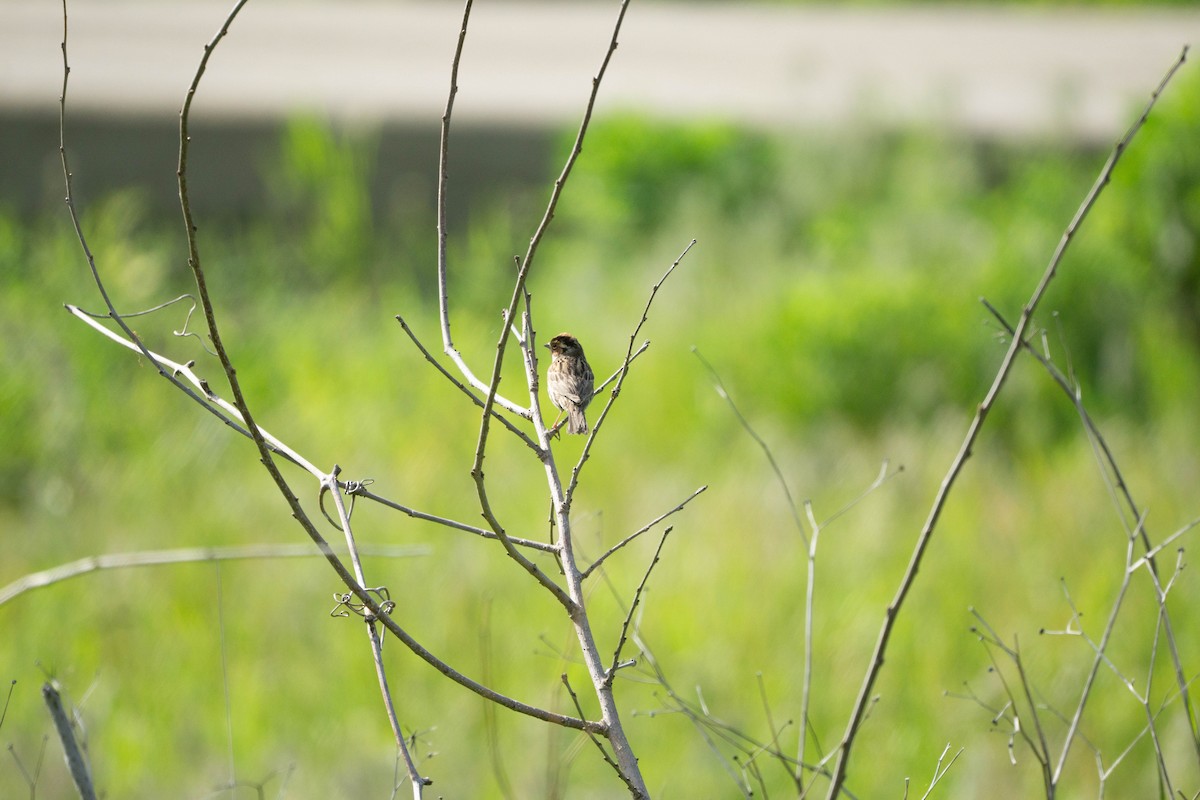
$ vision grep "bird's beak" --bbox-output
[543,343,550,350]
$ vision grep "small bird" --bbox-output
[545,333,595,435]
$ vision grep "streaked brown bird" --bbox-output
[545,333,594,435]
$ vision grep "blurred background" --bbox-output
[3,1,1200,797]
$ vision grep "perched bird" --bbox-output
[545,333,595,435]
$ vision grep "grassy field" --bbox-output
[2,62,1200,797]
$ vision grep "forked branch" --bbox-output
[983,299,1200,765]
[59,0,599,746]
[824,45,1191,799]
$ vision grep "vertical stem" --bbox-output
[552,473,649,798]
[325,475,426,794]
[436,0,473,350]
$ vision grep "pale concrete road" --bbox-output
[2,1,1198,140]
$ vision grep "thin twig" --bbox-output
[352,486,557,553]
[561,674,634,793]
[970,612,1052,782]
[58,6,483,740]
[73,293,215,353]
[565,239,696,509]
[1010,634,1054,790]
[395,313,540,451]
[469,251,574,608]
[918,744,964,800]
[522,1,637,308]
[478,597,514,798]
[0,681,14,731]
[43,683,96,800]
[329,466,425,792]
[159,0,499,749]
[436,0,471,349]
[582,486,706,580]
[1049,513,1174,791]
[631,629,835,796]
[754,672,799,791]
[799,461,901,792]
[513,3,650,793]
[64,304,317,475]
[0,543,425,608]
[982,298,1154,556]
[984,297,1200,760]
[797,498,823,795]
[825,45,1191,799]
[695,343,902,790]
[431,0,528,417]
[161,0,592,738]
[594,342,651,396]
[693,345,807,548]
[606,527,673,684]
[59,0,240,453]
[1129,516,1200,572]
[174,0,266,478]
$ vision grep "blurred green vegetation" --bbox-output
[3,65,1200,798]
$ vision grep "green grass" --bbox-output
[2,67,1200,798]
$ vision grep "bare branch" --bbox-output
[982,298,1154,553]
[825,44,1191,798]
[630,629,827,796]
[561,673,629,789]
[436,0,472,350]
[606,527,673,684]
[0,543,425,608]
[582,486,706,580]
[969,613,1053,783]
[160,1,593,738]
[693,345,807,547]
[42,683,95,800]
[59,0,243,457]
[694,338,902,790]
[918,744,964,800]
[430,0,528,417]
[64,304,319,475]
[351,485,558,553]
[517,4,651,793]
[566,239,697,507]
[468,256,575,608]
[395,313,541,452]
[522,1,636,295]
[1129,516,1200,574]
[983,296,1200,765]
[323,474,428,793]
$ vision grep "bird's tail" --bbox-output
[567,407,589,435]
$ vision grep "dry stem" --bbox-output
[825,44,1191,799]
